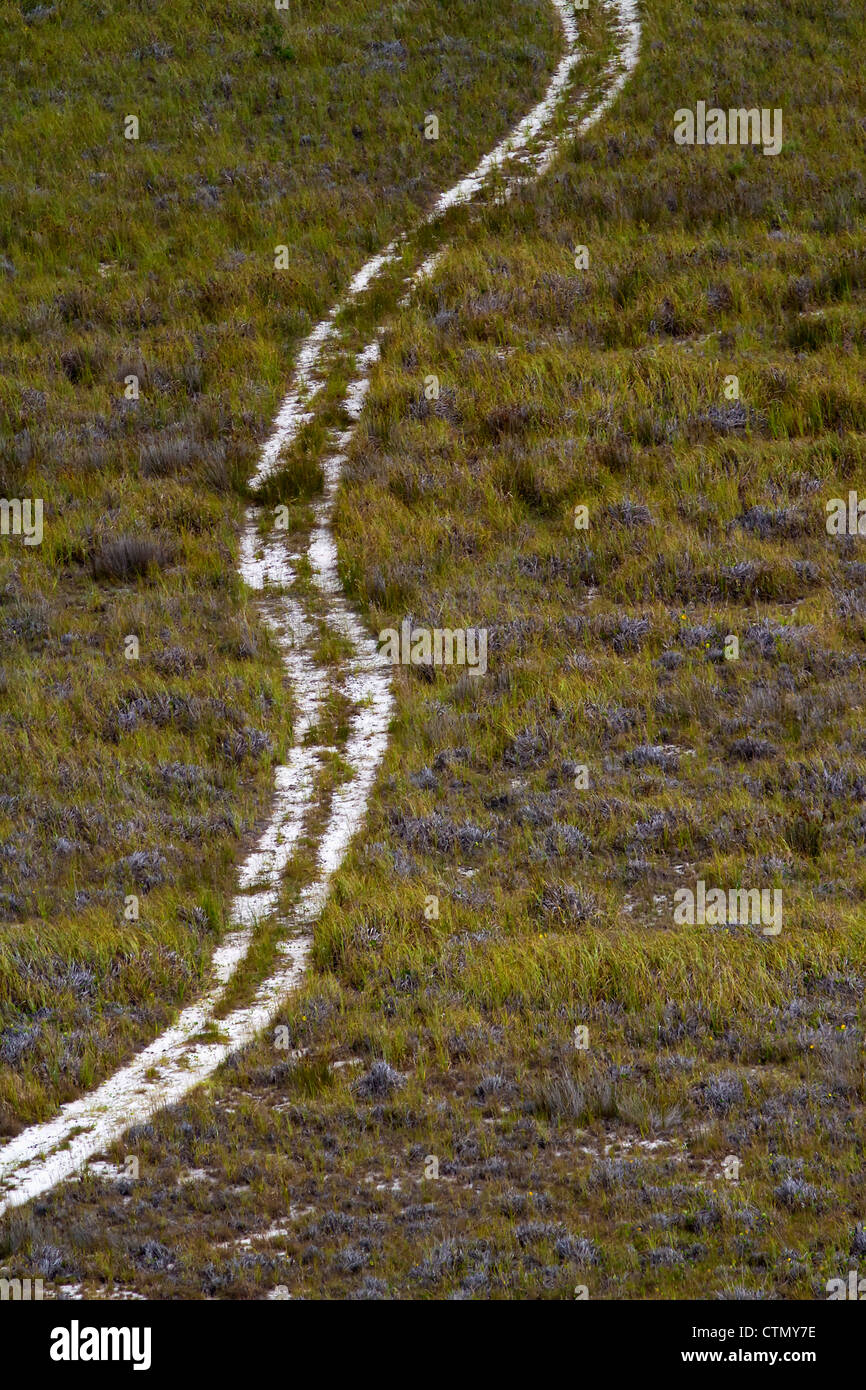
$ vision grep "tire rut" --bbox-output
[0,0,641,1217]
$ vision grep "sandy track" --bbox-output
[0,0,641,1217]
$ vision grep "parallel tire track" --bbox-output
[0,0,640,1217]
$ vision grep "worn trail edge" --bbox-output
[0,0,641,1216]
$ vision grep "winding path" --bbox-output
[0,0,641,1217]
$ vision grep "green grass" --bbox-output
[3,0,866,1302]
[0,0,558,1123]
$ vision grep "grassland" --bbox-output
[3,0,866,1301]
[0,0,557,1129]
